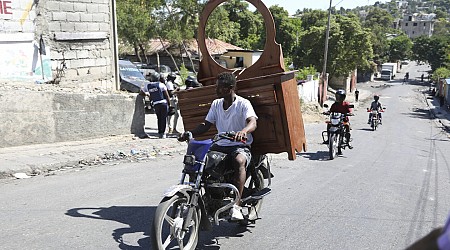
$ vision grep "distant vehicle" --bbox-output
[380,63,398,81]
[133,62,156,78]
[119,59,149,93]
[147,64,172,77]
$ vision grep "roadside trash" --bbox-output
[131,149,139,155]
[13,173,31,179]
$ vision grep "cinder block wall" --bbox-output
[0,0,142,148]
[0,89,145,148]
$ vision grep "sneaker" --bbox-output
[323,140,329,144]
[158,133,166,139]
[230,205,244,221]
[348,143,353,149]
[367,121,371,124]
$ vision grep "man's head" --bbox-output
[374,95,380,102]
[147,72,160,82]
[167,72,177,82]
[185,76,201,89]
[335,89,346,103]
[216,72,236,98]
[159,74,166,84]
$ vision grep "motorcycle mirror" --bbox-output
[349,104,355,108]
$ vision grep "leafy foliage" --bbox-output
[432,67,450,82]
[296,66,318,80]
[293,12,373,80]
[412,35,450,71]
[388,35,413,62]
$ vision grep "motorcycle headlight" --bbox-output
[183,155,196,165]
[331,118,340,125]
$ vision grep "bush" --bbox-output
[432,67,450,82]
[296,66,317,81]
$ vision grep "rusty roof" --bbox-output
[119,38,244,57]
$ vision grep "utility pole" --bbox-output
[319,0,333,107]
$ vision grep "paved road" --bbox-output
[1,64,449,249]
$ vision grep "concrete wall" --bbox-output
[0,0,136,148]
[0,87,145,148]
[1,0,117,88]
[297,79,319,103]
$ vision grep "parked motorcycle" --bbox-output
[151,132,273,250]
[367,108,385,131]
[322,104,354,160]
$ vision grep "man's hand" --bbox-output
[235,131,248,143]
[178,131,192,142]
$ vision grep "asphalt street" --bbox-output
[1,63,450,250]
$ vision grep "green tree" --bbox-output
[388,35,412,62]
[116,0,160,62]
[411,36,431,63]
[412,35,450,71]
[432,67,450,82]
[434,18,450,36]
[363,8,394,64]
[268,5,297,56]
[205,6,240,43]
[222,0,263,50]
[293,13,373,81]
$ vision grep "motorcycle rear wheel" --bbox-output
[329,133,338,160]
[244,168,265,221]
[151,193,200,250]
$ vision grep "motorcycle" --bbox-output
[322,104,354,160]
[151,132,273,250]
[367,108,384,131]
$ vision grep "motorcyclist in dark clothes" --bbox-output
[323,89,353,149]
[368,95,384,124]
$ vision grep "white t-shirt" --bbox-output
[205,95,258,146]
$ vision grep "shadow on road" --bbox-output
[403,108,434,120]
[297,150,330,161]
[66,205,252,249]
[196,222,251,249]
[66,206,154,249]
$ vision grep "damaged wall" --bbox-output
[0,0,146,148]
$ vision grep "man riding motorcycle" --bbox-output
[323,89,353,149]
[178,72,258,221]
[368,95,383,125]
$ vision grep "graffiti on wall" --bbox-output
[0,0,52,82]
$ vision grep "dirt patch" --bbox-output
[301,102,326,124]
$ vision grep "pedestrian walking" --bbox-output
[166,72,180,134]
[354,89,359,102]
[140,72,172,138]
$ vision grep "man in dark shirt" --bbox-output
[323,89,353,149]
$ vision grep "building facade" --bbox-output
[398,13,435,38]
[0,0,147,148]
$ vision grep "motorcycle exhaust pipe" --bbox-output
[208,183,240,225]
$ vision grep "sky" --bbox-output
[259,0,388,15]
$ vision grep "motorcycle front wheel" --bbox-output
[329,133,338,160]
[151,193,200,250]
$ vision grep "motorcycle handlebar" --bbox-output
[217,132,247,143]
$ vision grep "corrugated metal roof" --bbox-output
[119,38,244,57]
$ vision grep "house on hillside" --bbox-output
[120,38,261,73]
[397,13,435,38]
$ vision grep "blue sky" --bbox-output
[259,0,388,15]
